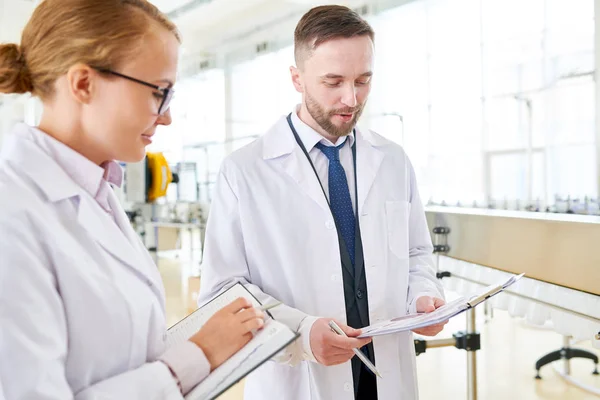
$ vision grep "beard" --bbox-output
[305,91,365,138]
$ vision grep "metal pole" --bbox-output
[466,308,478,400]
[423,338,456,348]
[595,0,600,203]
[563,336,571,375]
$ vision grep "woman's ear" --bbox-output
[66,64,96,105]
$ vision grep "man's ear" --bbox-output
[290,66,304,94]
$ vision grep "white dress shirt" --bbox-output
[290,107,359,360]
[290,106,356,213]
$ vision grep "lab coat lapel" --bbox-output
[263,117,331,214]
[2,128,163,297]
[282,148,331,213]
[76,194,155,285]
[107,190,166,303]
[355,128,385,215]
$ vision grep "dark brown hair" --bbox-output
[294,5,374,66]
[0,0,180,98]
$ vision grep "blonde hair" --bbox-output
[0,0,180,98]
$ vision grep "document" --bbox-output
[358,273,525,338]
[167,283,300,400]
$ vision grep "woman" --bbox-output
[0,1,264,399]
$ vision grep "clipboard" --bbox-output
[166,283,300,400]
[465,273,525,308]
[358,273,525,338]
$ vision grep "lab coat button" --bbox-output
[330,274,338,282]
[344,382,352,392]
[325,220,335,229]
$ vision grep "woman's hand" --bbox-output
[189,297,265,370]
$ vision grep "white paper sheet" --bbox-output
[359,273,524,338]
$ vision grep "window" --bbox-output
[151,69,226,202]
[230,45,299,140]
[482,0,595,205]
[368,0,595,208]
[368,0,485,205]
[150,0,595,209]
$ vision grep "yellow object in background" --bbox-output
[146,152,173,202]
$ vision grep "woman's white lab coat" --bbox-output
[0,125,182,399]
[199,116,444,400]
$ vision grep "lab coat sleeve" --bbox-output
[158,341,211,395]
[0,376,5,400]
[404,160,445,314]
[0,212,183,400]
[198,164,315,366]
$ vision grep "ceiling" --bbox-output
[160,0,370,54]
[0,0,390,73]
[0,0,369,45]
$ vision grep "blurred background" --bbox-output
[1,0,599,399]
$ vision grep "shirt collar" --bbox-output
[27,127,123,199]
[290,105,355,152]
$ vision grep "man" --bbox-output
[199,5,446,400]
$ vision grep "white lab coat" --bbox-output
[199,116,444,400]
[0,126,182,400]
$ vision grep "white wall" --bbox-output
[0,0,41,144]
[0,0,38,43]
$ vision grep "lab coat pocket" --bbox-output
[385,200,411,260]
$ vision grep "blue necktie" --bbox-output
[315,141,356,266]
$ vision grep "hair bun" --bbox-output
[0,43,34,94]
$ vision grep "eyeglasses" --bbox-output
[92,67,174,115]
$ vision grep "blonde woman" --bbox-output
[0,1,263,399]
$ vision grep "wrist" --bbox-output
[299,316,319,362]
[190,339,217,371]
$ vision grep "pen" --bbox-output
[328,320,383,379]
[258,301,283,312]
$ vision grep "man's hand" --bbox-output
[411,296,448,336]
[310,318,372,366]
